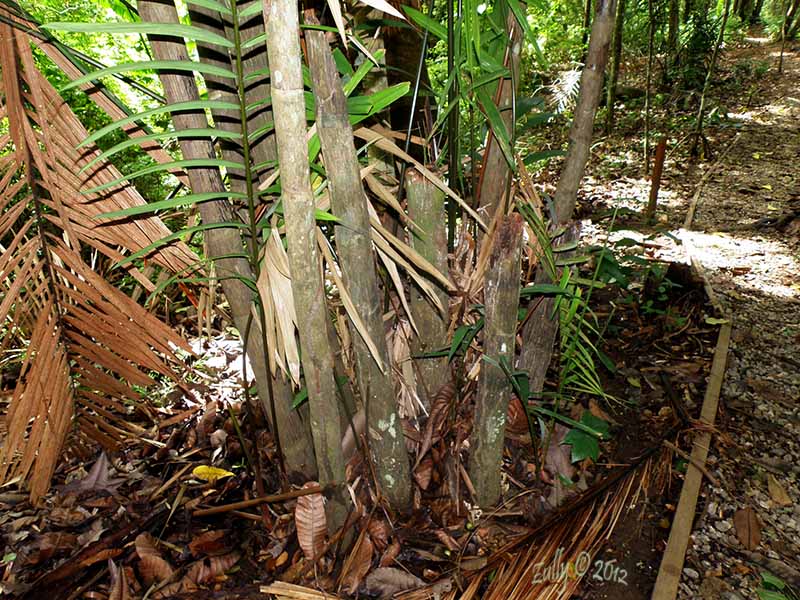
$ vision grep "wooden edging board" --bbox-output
[652,142,735,599]
[650,319,731,600]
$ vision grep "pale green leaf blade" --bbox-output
[44,22,234,47]
[79,100,240,148]
[61,61,235,92]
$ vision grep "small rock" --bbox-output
[715,520,732,533]
[683,567,700,579]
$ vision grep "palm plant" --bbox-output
[0,7,198,502]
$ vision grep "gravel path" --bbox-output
[675,42,800,600]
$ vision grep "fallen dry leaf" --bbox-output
[366,519,390,551]
[108,559,132,600]
[413,457,433,490]
[767,474,793,507]
[379,540,401,567]
[135,532,175,586]
[295,482,327,560]
[185,551,241,585]
[733,507,761,551]
[61,453,124,495]
[365,567,425,598]
[341,533,374,594]
[189,529,229,557]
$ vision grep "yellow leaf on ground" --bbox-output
[192,466,234,483]
[767,474,793,507]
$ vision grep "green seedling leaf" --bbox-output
[562,412,610,463]
[705,317,730,325]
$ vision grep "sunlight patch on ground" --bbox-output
[680,230,800,299]
[744,35,771,45]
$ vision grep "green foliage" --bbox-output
[562,410,610,462]
[757,571,799,600]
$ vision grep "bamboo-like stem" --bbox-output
[305,13,410,508]
[476,9,523,223]
[262,0,347,529]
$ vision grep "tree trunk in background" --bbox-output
[190,5,277,191]
[582,0,594,52]
[305,15,411,509]
[263,0,347,527]
[384,1,434,163]
[405,169,451,408]
[517,0,616,389]
[553,0,617,224]
[469,214,523,507]
[683,0,694,23]
[692,0,731,156]
[667,0,680,77]
[138,0,317,478]
[644,0,656,174]
[476,9,523,225]
[605,0,627,133]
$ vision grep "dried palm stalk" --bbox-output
[0,21,191,502]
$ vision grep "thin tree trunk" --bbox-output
[692,0,732,157]
[518,0,616,387]
[405,169,451,408]
[262,0,347,527]
[605,0,626,133]
[553,0,617,224]
[582,0,594,51]
[469,214,523,507]
[476,9,523,223]
[667,0,680,76]
[305,14,411,509]
[779,0,790,72]
[683,0,694,23]
[138,0,316,478]
[644,0,656,174]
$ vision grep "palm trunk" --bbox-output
[476,9,524,222]
[138,0,317,478]
[469,215,524,507]
[262,0,348,528]
[305,13,411,509]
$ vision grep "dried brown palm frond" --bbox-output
[449,458,659,600]
[0,21,192,503]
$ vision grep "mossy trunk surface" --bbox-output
[305,15,411,509]
[469,214,523,508]
[405,169,451,408]
[262,0,347,529]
